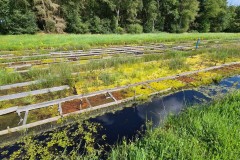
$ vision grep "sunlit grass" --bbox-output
[0,33,239,51]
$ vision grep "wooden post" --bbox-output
[85,97,92,108]
[23,110,29,125]
[108,92,118,102]
[58,103,63,116]
[134,90,136,101]
[79,99,83,110]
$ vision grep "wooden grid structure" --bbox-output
[0,61,239,135]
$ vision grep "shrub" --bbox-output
[89,17,112,34]
[116,27,126,34]
[127,24,143,34]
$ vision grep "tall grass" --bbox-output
[109,92,240,160]
[0,33,239,52]
[207,44,240,62]
[168,53,189,70]
[0,70,23,85]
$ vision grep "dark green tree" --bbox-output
[176,0,199,32]
[193,0,228,32]
[225,6,240,32]
[0,0,37,34]
[142,0,158,32]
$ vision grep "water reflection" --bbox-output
[90,76,240,145]
[90,90,209,145]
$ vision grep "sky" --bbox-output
[228,0,240,6]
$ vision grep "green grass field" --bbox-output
[0,33,240,51]
[109,92,240,160]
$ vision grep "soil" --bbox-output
[111,91,125,100]
[177,76,195,83]
[62,98,89,114]
[111,89,134,100]
[88,94,114,107]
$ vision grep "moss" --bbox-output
[131,85,154,96]
[27,105,59,124]
[149,80,186,91]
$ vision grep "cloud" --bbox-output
[228,0,240,5]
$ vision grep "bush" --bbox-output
[45,19,56,33]
[127,24,143,34]
[116,27,126,34]
[89,17,112,34]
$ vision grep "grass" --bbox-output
[109,92,240,160]
[0,33,240,51]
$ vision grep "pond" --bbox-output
[1,75,240,158]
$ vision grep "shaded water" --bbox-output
[1,75,240,158]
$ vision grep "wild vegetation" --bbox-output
[0,0,239,35]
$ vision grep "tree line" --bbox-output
[0,0,239,34]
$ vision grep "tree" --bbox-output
[33,0,66,33]
[0,0,37,34]
[103,0,142,31]
[156,0,179,32]
[176,0,199,32]
[143,0,158,32]
[193,0,228,32]
[225,6,240,32]
[60,0,89,33]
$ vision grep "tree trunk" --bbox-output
[116,9,120,28]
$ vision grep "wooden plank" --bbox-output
[108,92,118,102]
[0,85,70,101]
[85,97,92,108]
[2,54,51,60]
[1,60,42,67]
[8,64,32,69]
[23,110,29,125]
[0,107,18,116]
[0,54,14,58]
[0,80,40,90]
[58,103,63,115]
